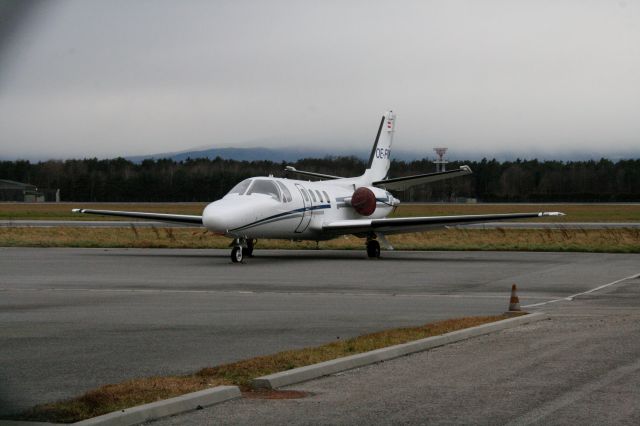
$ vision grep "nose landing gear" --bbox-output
[231,245,244,263]
[230,238,256,263]
[243,239,256,258]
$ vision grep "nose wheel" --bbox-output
[231,246,243,263]
[230,237,250,263]
[366,239,381,258]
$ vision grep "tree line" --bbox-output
[1,156,639,202]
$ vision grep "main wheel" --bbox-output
[231,246,243,263]
[366,240,381,258]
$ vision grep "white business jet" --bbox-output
[73,111,563,262]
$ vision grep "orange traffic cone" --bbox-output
[508,284,521,312]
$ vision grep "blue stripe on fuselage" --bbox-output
[229,204,331,232]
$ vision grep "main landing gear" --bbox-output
[230,238,256,263]
[366,238,381,259]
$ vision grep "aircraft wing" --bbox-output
[323,212,564,235]
[284,166,343,180]
[72,209,203,225]
[372,166,473,191]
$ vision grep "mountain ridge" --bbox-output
[125,146,640,164]
[125,147,425,163]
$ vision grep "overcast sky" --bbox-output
[1,0,639,160]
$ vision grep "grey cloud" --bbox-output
[1,0,639,159]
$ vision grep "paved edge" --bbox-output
[252,312,550,389]
[70,385,241,426]
[3,314,548,425]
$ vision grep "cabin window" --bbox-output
[226,179,252,196]
[246,180,281,201]
[316,190,324,202]
[276,181,292,202]
[300,188,309,202]
[323,191,330,204]
[308,189,316,202]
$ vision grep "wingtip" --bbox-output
[71,208,82,213]
[540,211,565,217]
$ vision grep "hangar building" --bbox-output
[0,179,60,202]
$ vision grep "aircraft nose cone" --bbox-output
[203,197,277,235]
[203,201,233,232]
[203,199,259,234]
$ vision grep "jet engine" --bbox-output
[350,187,378,216]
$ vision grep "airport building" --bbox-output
[0,179,60,202]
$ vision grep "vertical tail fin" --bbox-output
[362,110,396,183]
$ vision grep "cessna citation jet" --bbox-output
[73,111,564,262]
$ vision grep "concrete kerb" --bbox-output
[4,313,547,425]
[252,312,550,389]
[71,385,241,426]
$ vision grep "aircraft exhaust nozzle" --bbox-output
[351,187,377,216]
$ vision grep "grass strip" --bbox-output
[1,226,639,253]
[10,314,512,423]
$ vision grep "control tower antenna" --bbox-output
[433,147,448,172]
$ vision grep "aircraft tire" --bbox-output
[366,240,381,258]
[231,246,243,263]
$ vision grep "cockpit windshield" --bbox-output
[226,179,252,196]
[246,179,281,201]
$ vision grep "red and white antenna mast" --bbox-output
[433,147,448,172]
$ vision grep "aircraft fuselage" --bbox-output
[202,176,398,240]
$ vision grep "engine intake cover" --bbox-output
[351,187,377,216]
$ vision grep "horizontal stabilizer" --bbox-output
[284,166,343,180]
[72,209,203,225]
[373,166,472,191]
[323,212,565,236]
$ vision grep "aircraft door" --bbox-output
[294,184,312,233]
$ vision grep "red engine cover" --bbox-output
[351,187,377,216]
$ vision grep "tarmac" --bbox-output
[1,248,639,420]
[154,277,640,425]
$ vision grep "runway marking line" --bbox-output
[523,272,640,308]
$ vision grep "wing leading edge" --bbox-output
[72,209,203,225]
[323,212,565,235]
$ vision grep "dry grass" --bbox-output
[1,226,639,253]
[12,314,509,423]
[2,202,640,222]
[386,227,640,253]
[16,376,224,424]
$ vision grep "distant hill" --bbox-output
[127,147,355,163]
[126,146,427,163]
[123,145,640,164]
